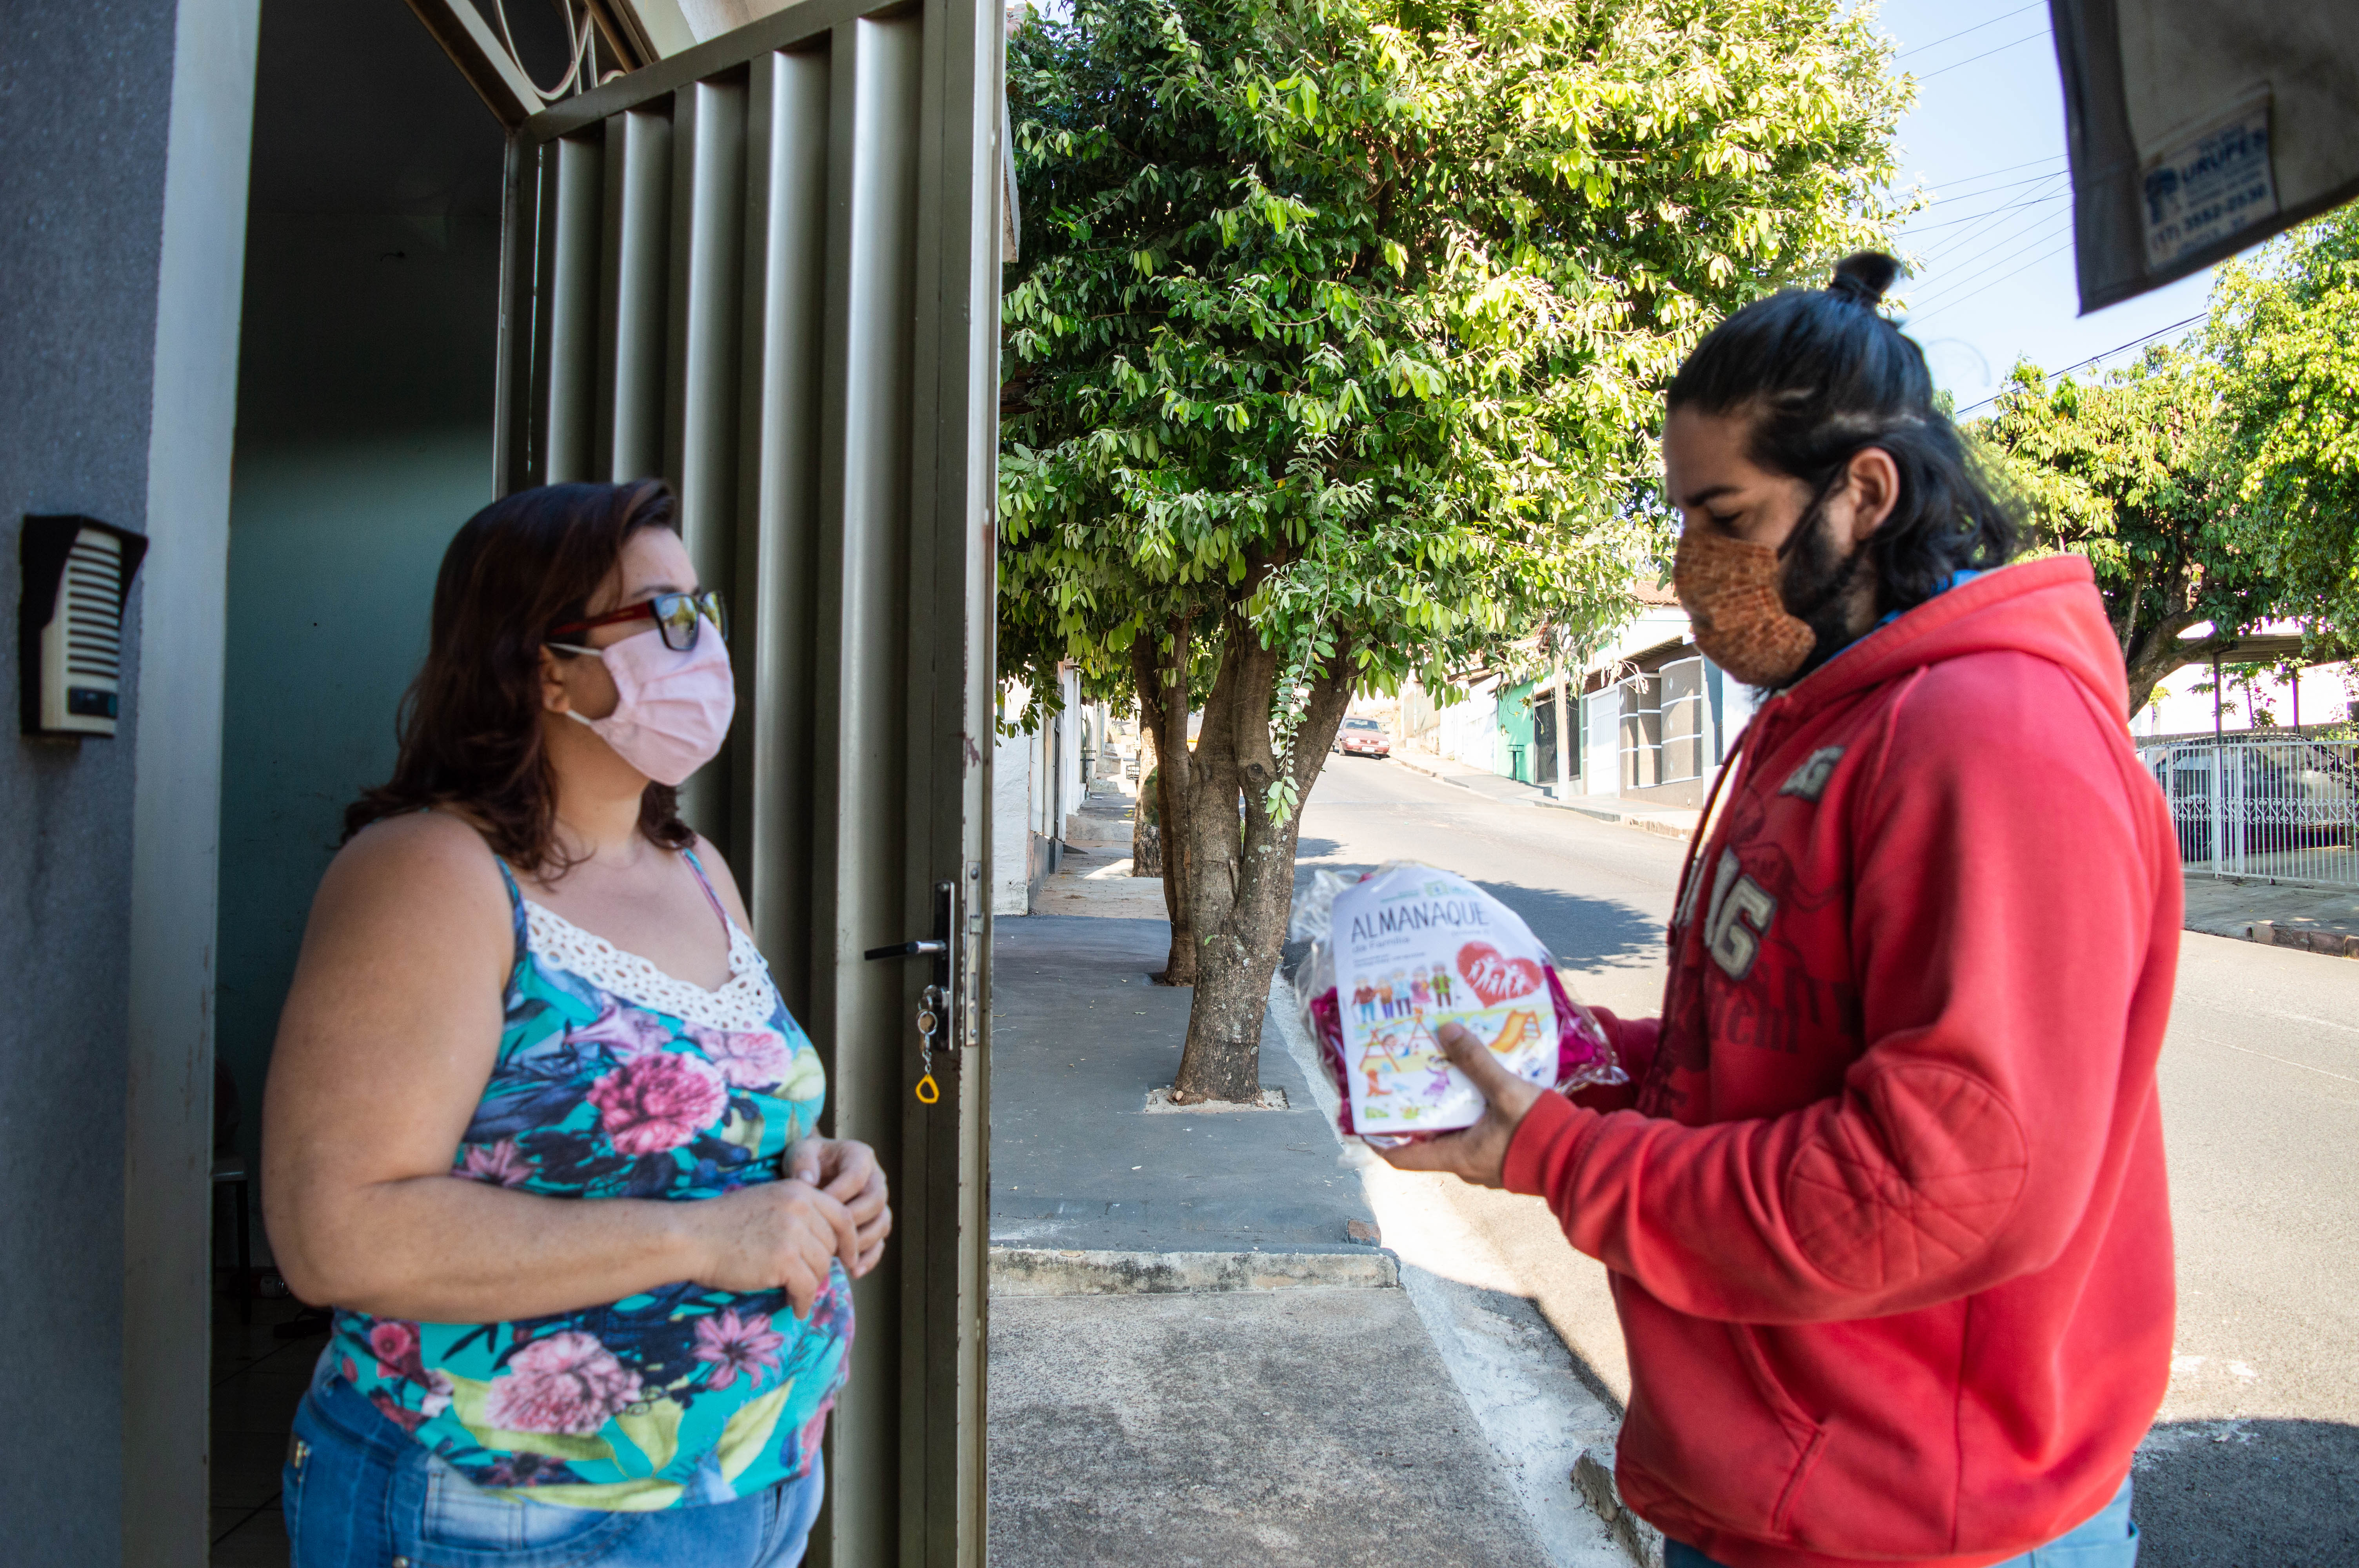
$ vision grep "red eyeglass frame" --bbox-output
[546,590,727,652]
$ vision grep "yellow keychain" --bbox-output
[914,994,942,1104]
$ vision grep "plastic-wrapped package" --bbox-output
[1288,863,1621,1147]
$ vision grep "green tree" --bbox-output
[1975,348,2283,712]
[1977,207,2359,716]
[2212,205,2359,641]
[999,0,1906,1102]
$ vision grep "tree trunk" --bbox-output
[1168,616,1355,1103]
[2124,608,2234,717]
[1132,721,1162,876]
[1133,619,1196,984]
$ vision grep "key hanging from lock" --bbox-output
[860,879,961,1106]
[913,983,949,1105]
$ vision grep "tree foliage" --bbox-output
[1975,349,2273,712]
[997,0,1908,1098]
[1001,0,1907,708]
[2213,205,2359,639]
[1975,207,2359,716]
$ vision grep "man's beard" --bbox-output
[1777,505,1872,681]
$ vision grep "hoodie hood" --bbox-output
[1776,555,2128,725]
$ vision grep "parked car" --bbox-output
[1336,716,1390,759]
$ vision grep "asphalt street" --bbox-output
[1295,753,2359,1567]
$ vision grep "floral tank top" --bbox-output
[330,851,853,1511]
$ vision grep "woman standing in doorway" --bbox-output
[263,480,888,1567]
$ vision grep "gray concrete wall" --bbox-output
[0,2,181,1559]
[124,4,262,1564]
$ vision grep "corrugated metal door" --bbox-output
[494,1,999,1559]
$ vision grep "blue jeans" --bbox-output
[284,1358,824,1568]
[1665,1478,2136,1568]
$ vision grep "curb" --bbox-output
[1572,1445,1666,1567]
[1390,753,1487,793]
[987,1246,1401,1297]
[1534,797,1697,842]
[1392,753,1697,843]
[2246,920,2359,959]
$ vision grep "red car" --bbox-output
[1335,716,1390,758]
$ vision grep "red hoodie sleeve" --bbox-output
[1503,658,2166,1324]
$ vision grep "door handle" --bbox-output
[863,880,960,1055]
[863,939,947,960]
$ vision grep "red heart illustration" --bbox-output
[1457,942,1543,1005]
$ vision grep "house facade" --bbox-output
[1407,584,1758,809]
[992,665,1095,913]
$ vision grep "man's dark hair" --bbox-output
[1666,252,2021,617]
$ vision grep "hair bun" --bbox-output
[1828,252,1900,309]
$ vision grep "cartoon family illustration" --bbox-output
[1349,964,1454,1025]
[1356,1007,1545,1121]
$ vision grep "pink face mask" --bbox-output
[551,619,736,786]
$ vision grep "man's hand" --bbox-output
[787,1137,892,1278]
[1378,1022,1547,1188]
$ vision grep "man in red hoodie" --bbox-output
[1390,254,2176,1568]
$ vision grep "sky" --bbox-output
[1873,0,2219,413]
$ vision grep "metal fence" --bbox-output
[2137,729,2359,888]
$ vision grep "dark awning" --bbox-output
[2050,0,2359,312]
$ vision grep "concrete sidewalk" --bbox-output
[993,1287,1562,1568]
[987,893,1630,1567]
[2183,874,2359,958]
[989,915,1384,1263]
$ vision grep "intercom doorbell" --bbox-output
[19,514,148,738]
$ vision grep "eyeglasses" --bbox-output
[548,590,727,653]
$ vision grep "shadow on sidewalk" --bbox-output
[1292,857,1663,972]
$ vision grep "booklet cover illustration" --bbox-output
[1330,867,1559,1133]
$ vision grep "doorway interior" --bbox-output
[207,0,570,1559]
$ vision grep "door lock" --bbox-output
[864,880,961,1102]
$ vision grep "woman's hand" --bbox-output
[1376,1022,1546,1188]
[691,1178,860,1315]
[787,1137,892,1278]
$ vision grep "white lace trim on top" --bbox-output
[522,899,781,1032]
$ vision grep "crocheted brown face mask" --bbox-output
[1673,524,1816,688]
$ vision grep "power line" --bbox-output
[1917,174,2073,256]
[1952,313,2211,416]
[1895,2,2045,59]
[1916,29,2051,81]
[1929,153,2069,189]
[1889,156,2069,221]
[1907,176,2073,261]
[1911,217,2077,311]
[1914,193,2073,279]
[1916,201,2074,281]
[1897,192,2070,237]
[1908,237,2079,325]
[1905,170,2076,211]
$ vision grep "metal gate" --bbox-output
[2140,733,2359,889]
[495,2,1001,1560]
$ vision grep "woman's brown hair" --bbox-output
[345,480,695,872]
